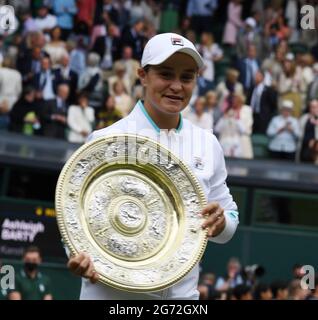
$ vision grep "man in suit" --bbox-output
[33,56,61,101]
[40,83,69,139]
[237,44,260,103]
[57,53,78,104]
[250,70,278,134]
[307,63,318,105]
[92,24,121,71]
[121,18,146,61]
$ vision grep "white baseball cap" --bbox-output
[245,17,256,29]
[141,33,204,69]
[281,100,294,109]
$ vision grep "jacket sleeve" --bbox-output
[207,135,239,244]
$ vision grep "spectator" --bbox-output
[68,37,87,76]
[0,57,23,129]
[78,52,104,109]
[237,17,262,59]
[16,31,47,83]
[231,284,253,300]
[186,0,219,35]
[266,99,300,161]
[9,86,41,135]
[277,53,306,118]
[198,272,217,300]
[292,263,306,280]
[215,93,253,159]
[197,32,223,89]
[34,56,60,101]
[52,0,78,40]
[34,4,57,34]
[40,83,69,139]
[262,46,285,88]
[237,44,260,101]
[215,257,244,292]
[76,0,96,30]
[121,17,146,60]
[119,46,140,89]
[8,246,53,300]
[185,97,212,131]
[215,68,244,114]
[250,70,278,134]
[271,280,289,300]
[113,80,133,117]
[253,283,273,300]
[44,26,68,68]
[288,279,310,300]
[108,61,131,96]
[19,46,45,85]
[222,0,243,47]
[67,91,95,143]
[299,99,318,163]
[205,90,221,128]
[96,95,122,130]
[20,8,37,36]
[57,53,78,104]
[307,63,318,103]
[92,24,121,72]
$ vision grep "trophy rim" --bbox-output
[55,134,208,292]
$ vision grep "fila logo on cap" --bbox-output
[171,37,184,46]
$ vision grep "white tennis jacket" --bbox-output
[79,100,239,300]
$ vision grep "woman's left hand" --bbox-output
[200,202,226,237]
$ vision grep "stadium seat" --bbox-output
[251,134,270,159]
[289,43,309,55]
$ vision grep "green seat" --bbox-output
[289,43,309,55]
[214,60,230,84]
[252,134,270,159]
[160,9,179,33]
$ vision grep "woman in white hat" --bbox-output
[67,33,239,300]
[266,99,301,160]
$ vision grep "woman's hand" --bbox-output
[201,202,226,237]
[67,253,99,283]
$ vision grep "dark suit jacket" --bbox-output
[39,99,68,139]
[237,58,260,91]
[92,35,122,62]
[121,28,146,60]
[33,69,61,95]
[252,86,278,134]
[55,68,78,104]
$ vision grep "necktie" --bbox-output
[41,72,47,89]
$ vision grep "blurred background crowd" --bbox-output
[0,0,318,300]
[198,257,318,300]
[0,0,317,163]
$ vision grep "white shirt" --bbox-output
[34,14,57,31]
[267,115,300,152]
[67,105,95,143]
[40,70,56,101]
[199,43,223,82]
[185,111,213,131]
[0,67,22,110]
[80,100,239,300]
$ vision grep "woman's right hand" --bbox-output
[67,253,99,283]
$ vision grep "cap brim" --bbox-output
[142,47,204,70]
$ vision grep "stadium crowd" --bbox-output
[0,0,317,300]
[198,257,318,300]
[0,0,318,163]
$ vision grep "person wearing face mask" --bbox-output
[8,246,53,300]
